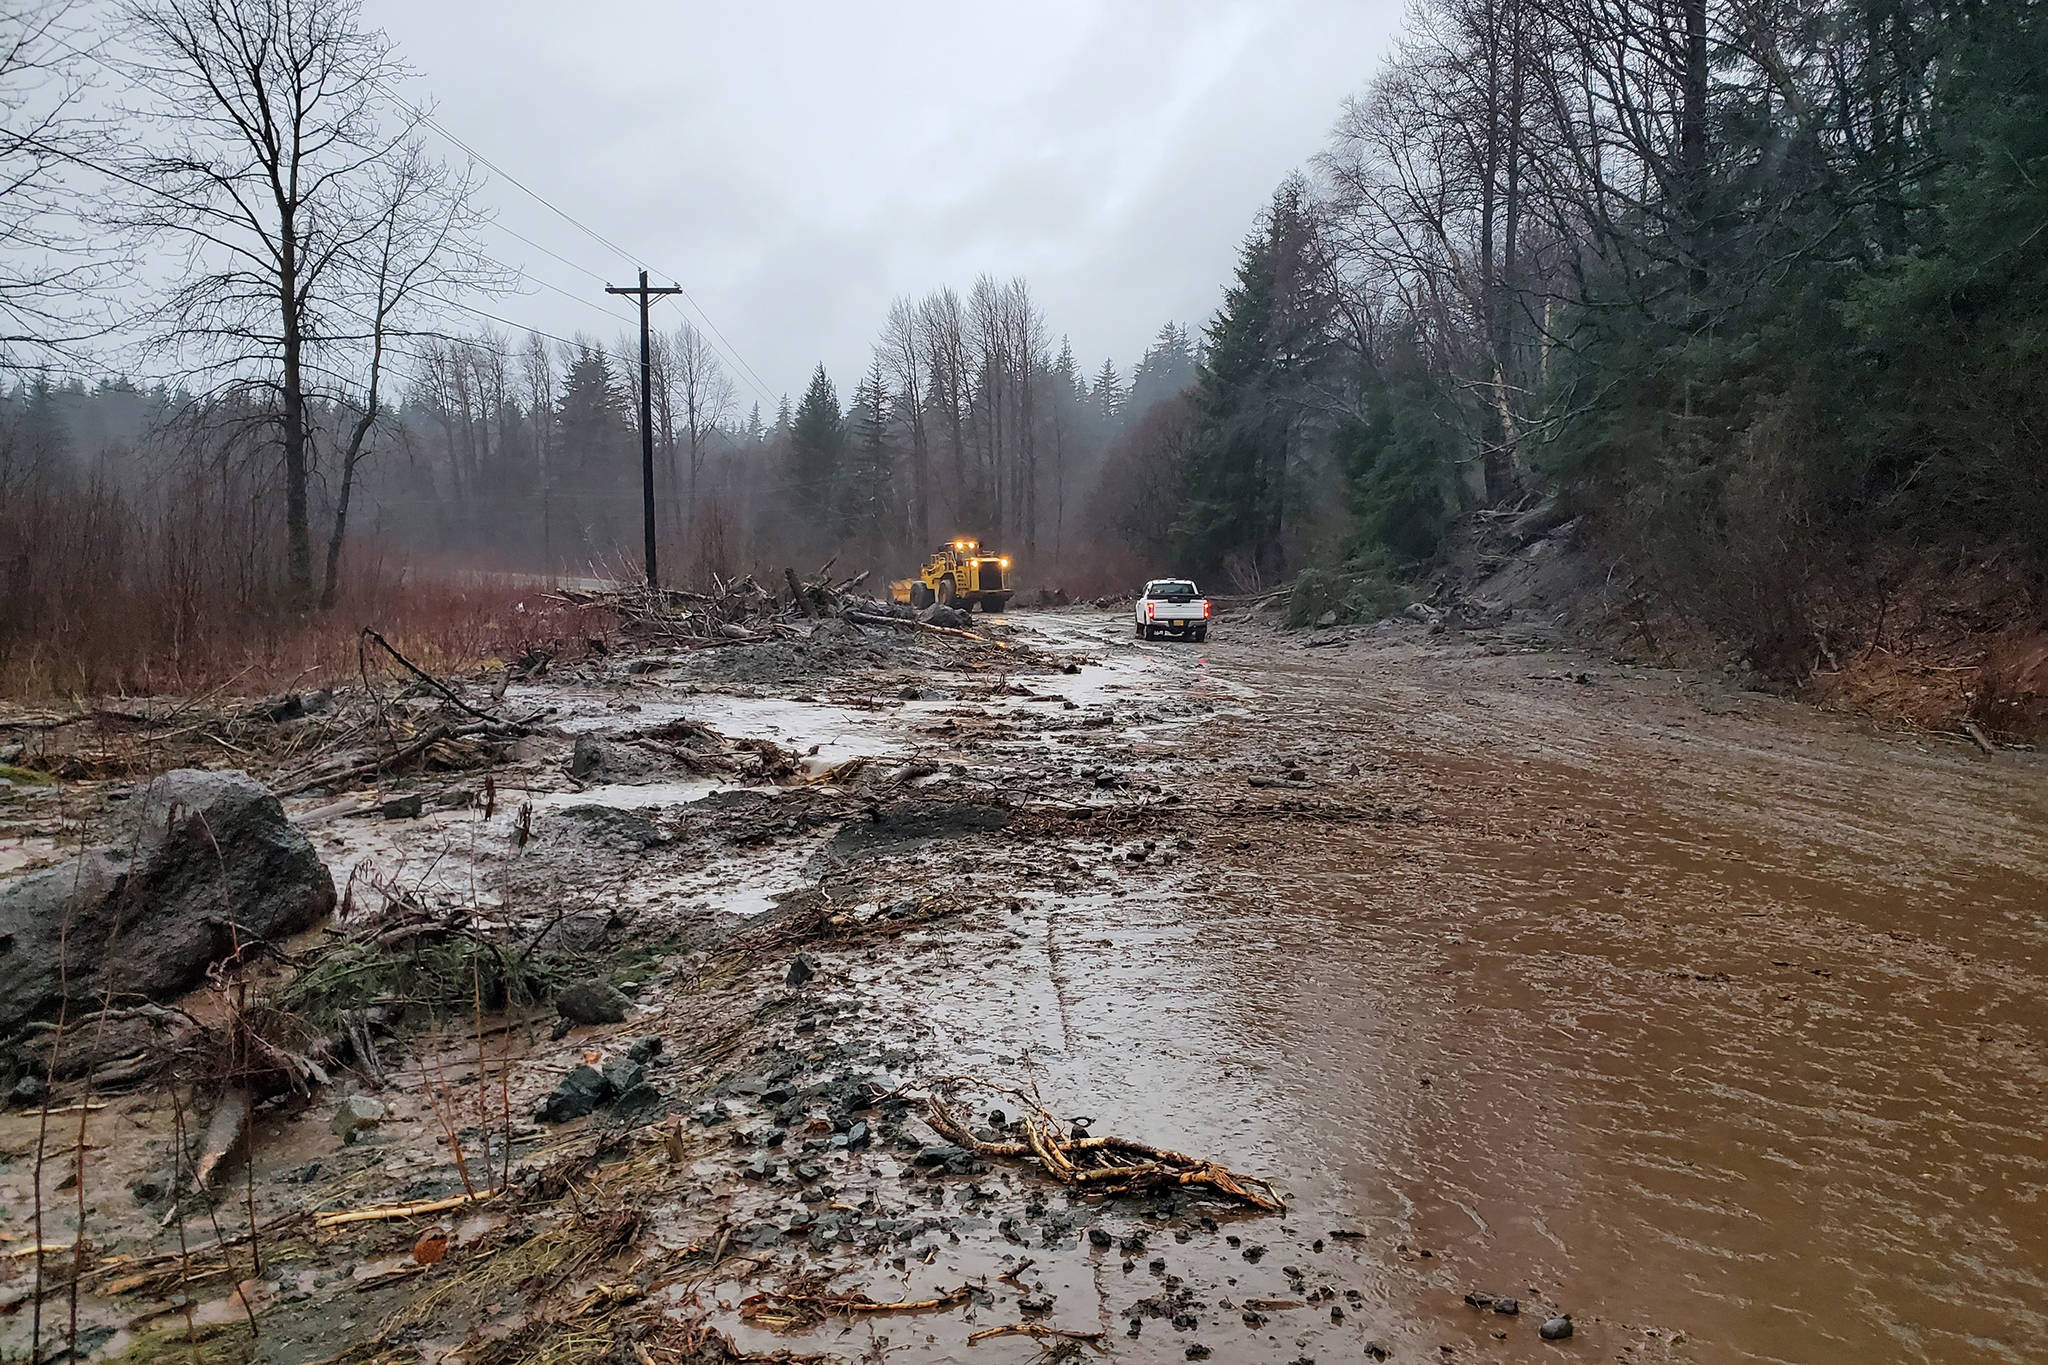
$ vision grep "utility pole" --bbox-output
[605,269,682,588]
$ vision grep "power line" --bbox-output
[53,29,782,408]
[395,100,779,405]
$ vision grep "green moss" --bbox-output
[0,763,56,786]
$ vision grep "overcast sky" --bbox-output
[359,0,1402,411]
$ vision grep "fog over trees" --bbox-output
[1,0,2042,687]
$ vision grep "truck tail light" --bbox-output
[1203,600,1212,618]
[1145,602,1155,618]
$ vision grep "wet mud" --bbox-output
[2,609,2043,1364]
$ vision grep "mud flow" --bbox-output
[2,610,2042,1365]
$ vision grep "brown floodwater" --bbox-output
[898,616,2048,1364]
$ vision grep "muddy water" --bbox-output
[926,616,2048,1363]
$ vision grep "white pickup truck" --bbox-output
[1135,579,1211,641]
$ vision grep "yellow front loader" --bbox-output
[888,538,1013,613]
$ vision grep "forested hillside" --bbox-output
[1,0,2042,708]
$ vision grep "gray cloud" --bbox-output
[363,0,1401,403]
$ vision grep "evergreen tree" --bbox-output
[555,345,628,474]
[845,359,894,546]
[1176,179,1335,581]
[788,365,845,534]
[1091,358,1124,431]
[1129,323,1198,419]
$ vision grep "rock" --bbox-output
[1316,610,1338,627]
[1088,1228,1114,1248]
[1494,1297,1520,1316]
[785,953,817,987]
[600,1056,646,1097]
[8,1073,49,1110]
[626,1036,663,1064]
[555,981,629,1025]
[569,733,606,778]
[0,770,334,1037]
[610,1083,662,1120]
[329,1095,387,1139]
[1018,1292,1055,1315]
[1186,1344,1211,1360]
[379,793,424,819]
[535,1065,608,1123]
[1540,1315,1573,1341]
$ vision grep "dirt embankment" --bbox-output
[1414,506,2048,745]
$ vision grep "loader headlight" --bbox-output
[999,557,1010,568]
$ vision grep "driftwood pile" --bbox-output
[925,1087,1285,1213]
[557,560,994,649]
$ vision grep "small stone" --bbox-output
[1365,1346,1389,1362]
[626,1036,663,1063]
[1018,1292,1055,1315]
[1241,1245,1266,1263]
[785,954,817,987]
[1494,1298,1519,1316]
[329,1095,386,1139]
[555,981,628,1025]
[600,1056,645,1098]
[1330,1306,1344,1323]
[379,793,423,819]
[1089,1228,1114,1248]
[8,1074,50,1110]
[1186,1347,1211,1361]
[569,733,605,778]
[1541,1315,1573,1341]
[535,1065,607,1123]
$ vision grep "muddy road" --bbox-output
[933,613,2048,1364]
[3,607,2043,1365]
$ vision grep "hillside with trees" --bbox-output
[1,0,2042,718]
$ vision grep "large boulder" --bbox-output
[0,769,335,1038]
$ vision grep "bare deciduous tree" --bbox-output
[117,0,488,607]
[670,319,734,520]
[0,1,107,368]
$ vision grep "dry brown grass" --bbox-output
[0,492,613,702]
